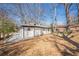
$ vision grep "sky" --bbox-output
[0,3,78,26]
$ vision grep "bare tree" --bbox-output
[15,4,26,39]
[0,8,8,40]
[78,4,79,24]
[0,8,17,41]
[76,4,79,24]
[50,4,57,32]
[64,3,72,30]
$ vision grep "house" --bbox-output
[56,25,66,32]
[56,25,79,32]
[21,24,51,39]
[4,24,51,43]
[69,25,79,32]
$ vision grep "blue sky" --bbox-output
[0,3,78,26]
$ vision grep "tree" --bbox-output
[76,4,79,24]
[50,4,57,32]
[0,8,17,40]
[64,3,72,30]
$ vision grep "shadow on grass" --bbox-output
[62,34,79,48]
[54,34,79,56]
[54,41,76,56]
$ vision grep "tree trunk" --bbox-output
[78,4,79,23]
[64,4,70,30]
[0,33,1,40]
[23,27,25,39]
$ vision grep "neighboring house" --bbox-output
[56,25,66,32]
[69,25,79,32]
[56,25,79,32]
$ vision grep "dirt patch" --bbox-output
[0,32,79,56]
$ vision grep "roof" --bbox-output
[21,25,51,29]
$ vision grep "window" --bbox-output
[27,27,31,31]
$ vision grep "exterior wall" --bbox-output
[5,27,51,43]
[22,27,51,39]
[57,28,65,32]
[70,27,79,32]
[34,28,42,36]
[57,26,79,32]
[70,27,76,31]
[77,27,79,31]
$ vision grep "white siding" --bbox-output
[5,27,51,43]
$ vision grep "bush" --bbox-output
[63,29,72,35]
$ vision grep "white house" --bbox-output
[21,25,51,39]
[4,24,51,43]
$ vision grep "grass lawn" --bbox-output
[0,32,79,56]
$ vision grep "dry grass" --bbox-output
[0,32,79,56]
